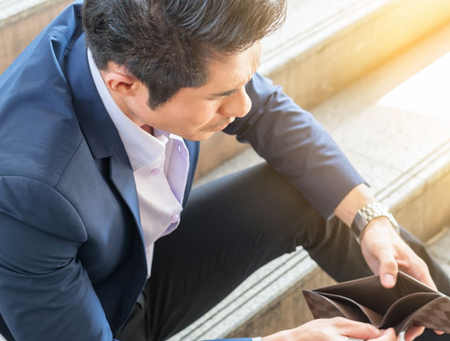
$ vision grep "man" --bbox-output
[0,0,448,340]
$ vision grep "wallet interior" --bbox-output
[303,272,446,331]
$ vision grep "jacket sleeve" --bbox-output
[224,72,366,218]
[0,176,117,341]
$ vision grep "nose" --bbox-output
[219,87,252,119]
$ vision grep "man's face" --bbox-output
[122,43,262,141]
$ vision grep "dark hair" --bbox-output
[82,0,286,109]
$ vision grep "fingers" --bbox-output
[369,328,397,341]
[360,219,399,288]
[331,318,384,340]
[376,244,398,288]
[406,258,437,291]
[404,326,425,341]
[360,219,437,290]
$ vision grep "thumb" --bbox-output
[369,328,397,341]
[377,245,398,288]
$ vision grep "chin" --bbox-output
[192,131,216,141]
[175,130,215,142]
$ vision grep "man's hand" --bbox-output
[334,184,438,290]
[334,184,443,340]
[360,216,442,341]
[360,217,435,289]
[261,317,397,341]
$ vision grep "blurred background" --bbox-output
[1,0,450,340]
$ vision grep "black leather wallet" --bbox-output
[303,271,450,334]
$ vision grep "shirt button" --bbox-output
[178,144,181,153]
[151,168,160,175]
[170,215,180,224]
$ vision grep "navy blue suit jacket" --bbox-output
[0,2,364,340]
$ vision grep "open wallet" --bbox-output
[303,271,450,335]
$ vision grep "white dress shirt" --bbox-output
[88,50,190,277]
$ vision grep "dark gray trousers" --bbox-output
[117,163,450,341]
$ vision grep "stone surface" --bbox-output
[0,0,72,72]
[264,0,450,110]
[311,22,450,239]
[429,227,450,275]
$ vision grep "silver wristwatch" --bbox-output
[351,202,400,241]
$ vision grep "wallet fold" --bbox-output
[303,271,450,334]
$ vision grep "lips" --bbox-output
[212,117,235,131]
[215,122,232,131]
[211,123,229,132]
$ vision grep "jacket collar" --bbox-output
[66,34,120,160]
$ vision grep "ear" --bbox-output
[102,63,139,98]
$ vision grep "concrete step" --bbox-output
[168,19,450,341]
[0,0,72,72]
[429,227,450,275]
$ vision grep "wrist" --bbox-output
[360,216,390,241]
[261,330,289,341]
[334,184,375,226]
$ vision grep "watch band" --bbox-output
[351,202,400,241]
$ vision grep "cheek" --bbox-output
[187,103,220,126]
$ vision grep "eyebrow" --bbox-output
[208,71,256,98]
[209,88,239,97]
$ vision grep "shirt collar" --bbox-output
[88,49,170,171]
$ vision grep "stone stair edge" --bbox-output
[375,136,450,216]
[260,0,396,75]
[0,0,66,28]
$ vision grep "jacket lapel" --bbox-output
[183,139,200,206]
[66,34,143,238]
[109,141,142,230]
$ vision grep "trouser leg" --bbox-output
[145,163,329,341]
[117,163,450,341]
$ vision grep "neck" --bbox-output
[140,124,154,135]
